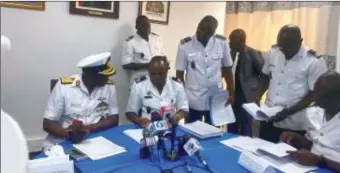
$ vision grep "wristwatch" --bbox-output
[318,155,327,168]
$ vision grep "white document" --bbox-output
[220,137,274,156]
[179,121,223,139]
[242,103,284,121]
[123,129,158,144]
[258,142,297,158]
[238,151,276,173]
[209,91,236,126]
[29,155,74,173]
[73,136,126,160]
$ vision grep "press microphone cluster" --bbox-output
[139,128,156,159]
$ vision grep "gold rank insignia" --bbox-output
[76,80,80,86]
[60,77,75,84]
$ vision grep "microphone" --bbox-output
[149,112,168,136]
[140,128,156,159]
[183,138,213,173]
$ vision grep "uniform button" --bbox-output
[206,66,209,68]
[205,55,208,57]
[278,82,281,85]
[320,133,323,136]
[281,70,284,74]
[276,93,279,96]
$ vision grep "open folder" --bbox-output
[242,103,284,121]
[209,90,236,126]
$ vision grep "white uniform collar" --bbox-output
[289,45,307,61]
[71,74,91,95]
[193,35,215,50]
[146,77,171,98]
[134,33,152,43]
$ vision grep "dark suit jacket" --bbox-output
[232,46,264,102]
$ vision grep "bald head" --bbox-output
[314,72,340,118]
[277,24,303,59]
[148,56,169,88]
[196,15,218,43]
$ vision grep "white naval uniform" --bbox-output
[43,74,119,149]
[1,110,28,173]
[126,77,189,120]
[175,35,233,111]
[262,45,327,130]
[121,33,165,86]
[305,111,340,163]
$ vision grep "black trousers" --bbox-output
[259,121,306,143]
[228,91,252,136]
[185,108,212,125]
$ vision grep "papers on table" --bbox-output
[179,121,223,139]
[220,137,318,173]
[242,103,284,121]
[29,155,74,173]
[123,129,159,144]
[209,91,236,126]
[238,151,276,173]
[73,136,126,160]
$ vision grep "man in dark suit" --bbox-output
[228,29,264,136]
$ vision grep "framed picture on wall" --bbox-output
[138,1,170,25]
[70,1,119,19]
[0,1,45,11]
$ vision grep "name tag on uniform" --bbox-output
[144,96,152,99]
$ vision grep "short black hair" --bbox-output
[149,56,170,68]
[230,29,246,41]
[317,72,340,99]
[199,15,218,30]
[279,24,302,39]
[136,15,149,25]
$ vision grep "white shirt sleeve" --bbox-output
[158,36,166,56]
[222,41,233,67]
[125,83,142,114]
[262,49,272,75]
[43,80,65,121]
[175,44,188,71]
[107,86,119,115]
[175,83,189,112]
[308,57,328,91]
[121,40,134,65]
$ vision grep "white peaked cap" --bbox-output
[77,52,111,68]
[1,35,12,54]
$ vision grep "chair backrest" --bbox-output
[50,79,58,92]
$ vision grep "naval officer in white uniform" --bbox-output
[175,15,234,125]
[281,72,340,172]
[121,15,165,87]
[126,56,189,128]
[259,25,327,143]
[43,52,119,150]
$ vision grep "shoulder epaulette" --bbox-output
[107,78,115,85]
[135,76,147,84]
[60,77,75,84]
[171,77,182,83]
[180,37,192,45]
[151,32,158,36]
[214,34,226,40]
[307,49,321,59]
[125,36,134,42]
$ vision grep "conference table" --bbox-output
[36,124,334,173]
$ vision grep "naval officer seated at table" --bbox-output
[42,52,119,150]
[281,72,340,172]
[125,56,189,128]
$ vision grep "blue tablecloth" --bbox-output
[36,124,334,173]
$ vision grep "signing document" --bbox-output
[73,137,126,160]
[242,103,284,121]
[221,137,318,173]
[209,91,236,126]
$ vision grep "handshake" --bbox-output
[67,120,89,144]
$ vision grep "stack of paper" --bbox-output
[221,137,318,173]
[209,91,236,126]
[73,136,126,160]
[29,155,74,173]
[179,121,223,139]
[242,103,284,121]
[123,129,158,144]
